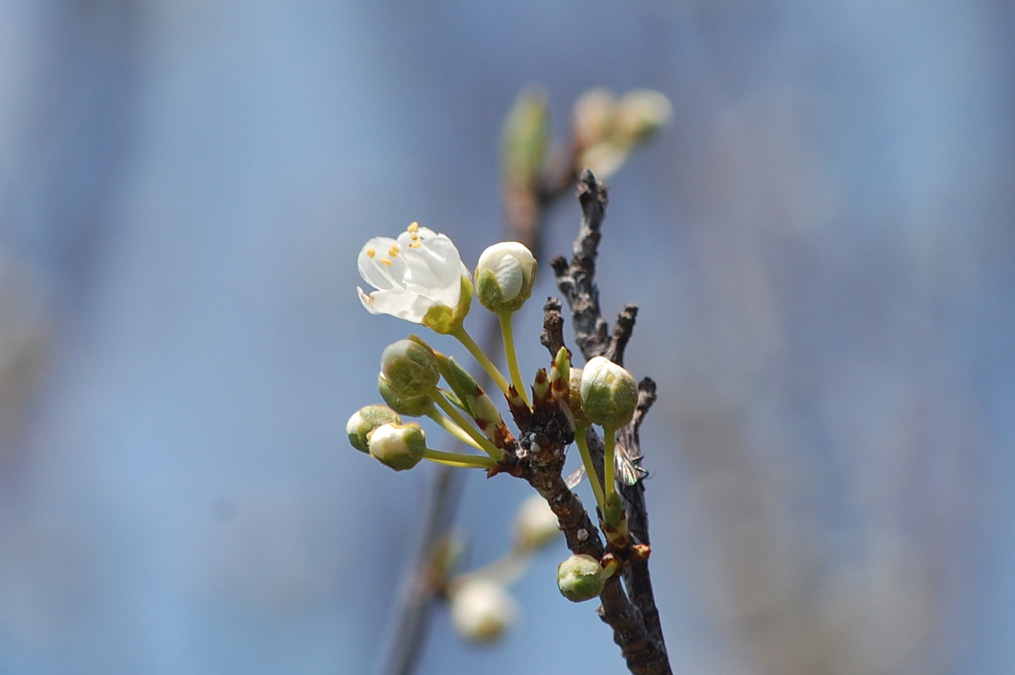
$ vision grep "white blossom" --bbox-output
[357,223,471,331]
[449,578,518,643]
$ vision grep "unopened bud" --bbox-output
[568,367,590,428]
[380,338,439,396]
[557,553,606,602]
[579,356,637,429]
[368,422,426,471]
[577,142,629,181]
[572,88,617,150]
[501,88,549,191]
[532,368,549,402]
[613,89,673,145]
[346,405,401,454]
[476,242,537,313]
[378,374,432,417]
[449,578,518,644]
[549,347,571,403]
[514,494,560,551]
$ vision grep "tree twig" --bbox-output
[550,169,671,674]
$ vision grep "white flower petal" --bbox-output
[450,578,517,643]
[492,254,524,300]
[401,231,464,307]
[358,224,467,324]
[358,237,408,292]
[358,287,432,323]
[408,235,461,283]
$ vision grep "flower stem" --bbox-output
[603,426,617,503]
[498,311,530,407]
[602,426,623,529]
[574,425,606,513]
[431,389,502,459]
[424,406,485,452]
[423,448,497,469]
[450,326,512,398]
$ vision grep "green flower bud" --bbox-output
[568,367,590,428]
[557,553,606,602]
[378,374,432,417]
[368,422,426,471]
[501,88,549,191]
[532,367,550,402]
[346,405,401,454]
[579,356,637,430]
[380,339,439,396]
[476,242,537,313]
[549,346,570,403]
[450,578,518,644]
[514,494,560,551]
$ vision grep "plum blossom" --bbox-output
[357,222,472,332]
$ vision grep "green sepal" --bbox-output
[380,339,440,396]
[378,374,433,417]
[476,268,505,311]
[476,264,536,314]
[438,387,467,413]
[422,275,473,334]
[347,404,401,454]
[434,351,506,443]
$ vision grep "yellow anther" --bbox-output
[409,241,421,249]
[380,257,393,266]
[389,244,399,257]
[366,247,376,258]
[407,222,419,233]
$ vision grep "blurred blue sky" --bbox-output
[0,1,1012,673]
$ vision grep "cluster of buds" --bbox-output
[349,221,644,632]
[572,88,673,180]
[500,87,673,194]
